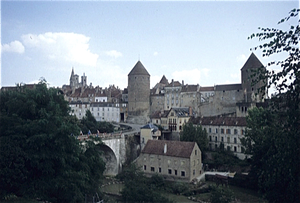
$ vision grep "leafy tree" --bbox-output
[180,122,208,157]
[210,186,235,203]
[243,9,300,203]
[0,81,105,202]
[120,164,173,203]
[80,110,114,134]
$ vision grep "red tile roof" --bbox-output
[142,140,196,158]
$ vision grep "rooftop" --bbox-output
[142,140,197,158]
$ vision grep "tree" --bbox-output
[0,81,105,202]
[180,122,208,157]
[80,110,114,134]
[210,186,235,203]
[243,9,300,203]
[119,164,173,203]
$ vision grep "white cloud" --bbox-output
[153,51,158,56]
[171,68,210,85]
[21,32,98,67]
[105,50,123,58]
[1,40,25,54]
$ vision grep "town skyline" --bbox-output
[1,0,298,89]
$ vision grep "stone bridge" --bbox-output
[78,123,142,176]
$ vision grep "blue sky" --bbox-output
[1,0,298,89]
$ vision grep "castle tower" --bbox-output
[81,73,87,87]
[127,61,150,124]
[241,53,267,102]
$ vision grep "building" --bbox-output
[127,61,151,124]
[136,140,202,182]
[198,116,248,159]
[140,123,161,150]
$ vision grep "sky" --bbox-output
[1,0,299,90]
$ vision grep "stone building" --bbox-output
[127,61,150,124]
[136,140,202,182]
[150,53,267,119]
[150,75,169,115]
[198,116,248,159]
[140,123,161,150]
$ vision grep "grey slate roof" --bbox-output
[199,116,247,127]
[142,140,196,158]
[215,84,242,91]
[181,85,198,92]
[171,107,191,117]
[241,53,264,70]
[128,61,150,76]
[159,75,169,85]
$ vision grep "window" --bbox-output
[241,129,245,135]
[234,137,237,144]
[215,137,217,142]
[181,171,185,177]
[144,165,146,171]
[227,129,231,134]
[227,146,231,151]
[175,170,177,175]
[227,137,230,143]
[221,137,224,142]
[234,129,238,134]
[151,167,155,172]
[193,170,195,175]
[195,150,197,155]
[234,146,237,152]
[221,129,224,134]
[209,136,212,141]
[209,128,211,133]
[168,169,172,175]
[216,128,218,133]
[159,167,162,173]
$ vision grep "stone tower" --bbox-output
[70,68,79,88]
[127,61,150,124]
[241,53,267,103]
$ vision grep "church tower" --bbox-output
[127,61,150,124]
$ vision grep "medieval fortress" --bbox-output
[61,53,266,159]
[63,52,266,124]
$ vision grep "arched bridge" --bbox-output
[77,124,142,176]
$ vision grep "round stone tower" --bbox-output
[127,61,150,124]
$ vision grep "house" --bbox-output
[136,140,202,182]
[199,116,248,159]
[167,107,193,132]
[140,123,161,150]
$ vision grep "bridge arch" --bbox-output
[98,144,118,176]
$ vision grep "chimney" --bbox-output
[164,143,167,154]
[182,80,184,86]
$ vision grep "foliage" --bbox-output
[80,110,114,134]
[169,181,189,195]
[209,150,244,171]
[244,9,300,203]
[120,164,173,203]
[0,81,105,202]
[180,122,208,157]
[209,186,235,203]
